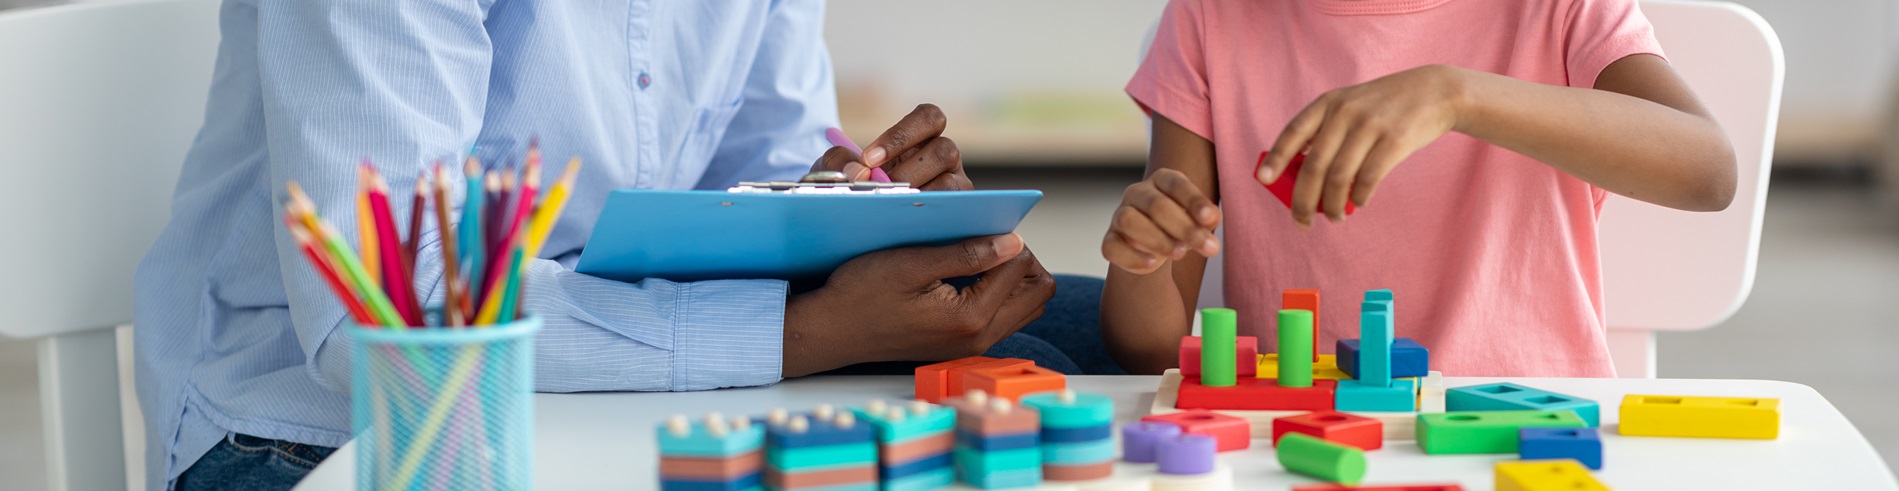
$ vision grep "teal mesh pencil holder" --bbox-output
[350,316,539,491]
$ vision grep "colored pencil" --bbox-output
[366,168,424,326]
[283,191,404,327]
[288,219,375,323]
[404,172,427,283]
[431,163,465,327]
[522,157,581,259]
[475,163,539,325]
[458,155,485,297]
[477,171,501,302]
[356,168,382,284]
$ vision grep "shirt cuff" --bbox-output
[670,279,788,390]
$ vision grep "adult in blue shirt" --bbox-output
[133,1,1117,489]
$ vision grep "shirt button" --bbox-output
[638,72,651,89]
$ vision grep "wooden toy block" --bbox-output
[1151,369,1447,441]
[853,400,955,443]
[1021,390,1115,428]
[885,467,953,491]
[1272,411,1383,450]
[1279,309,1316,387]
[1044,459,1115,481]
[764,442,878,471]
[1358,301,1394,386]
[953,446,1041,475]
[1336,378,1418,412]
[1337,338,1429,379]
[1200,308,1240,386]
[958,466,1041,489]
[963,364,1067,402]
[1260,353,1349,380]
[954,429,1037,451]
[658,414,766,457]
[763,465,877,489]
[1156,433,1219,475]
[945,391,1041,435]
[1447,383,1600,427]
[1495,459,1608,491]
[1276,433,1368,486]
[1416,411,1588,455]
[1142,409,1251,452]
[1041,438,1117,465]
[1519,427,1603,470]
[1040,424,1112,443]
[1177,376,1337,411]
[764,408,875,449]
[1179,335,1259,378]
[659,450,764,480]
[1284,289,1322,361]
[1122,421,1183,463]
[1618,394,1781,439]
[1293,485,1464,491]
[659,472,762,491]
[913,357,1031,403]
[881,452,951,479]
[880,432,953,465]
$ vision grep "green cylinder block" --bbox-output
[1199,308,1238,387]
[1277,309,1314,387]
[1276,433,1366,486]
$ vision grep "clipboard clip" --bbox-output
[729,170,921,195]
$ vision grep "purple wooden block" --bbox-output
[1156,434,1217,475]
[1121,422,1184,463]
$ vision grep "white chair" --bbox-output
[0,0,220,489]
[1191,1,1785,378]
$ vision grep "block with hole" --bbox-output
[1519,427,1603,470]
[1276,433,1369,486]
[1259,353,1351,380]
[1416,410,1588,455]
[1337,338,1430,379]
[1122,422,1184,463]
[913,356,1030,403]
[1157,433,1220,475]
[1178,377,1338,411]
[1272,410,1384,450]
[1180,334,1259,378]
[1494,459,1609,491]
[1336,378,1418,412]
[1447,383,1600,427]
[961,364,1066,403]
[1618,394,1780,439]
[1142,409,1252,452]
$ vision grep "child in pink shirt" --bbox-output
[1101,0,1738,377]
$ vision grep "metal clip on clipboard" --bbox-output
[727,170,922,195]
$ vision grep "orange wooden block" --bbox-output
[963,364,1066,402]
[764,466,876,488]
[1284,289,1321,362]
[913,356,1030,403]
[659,450,763,480]
[880,432,955,465]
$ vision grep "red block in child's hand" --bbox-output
[1258,152,1357,215]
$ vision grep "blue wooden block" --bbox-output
[885,467,954,491]
[765,413,877,449]
[953,446,1040,475]
[1337,338,1429,379]
[955,429,1037,451]
[659,472,761,491]
[881,452,952,479]
[1335,378,1417,411]
[1040,424,1112,443]
[1520,427,1604,469]
[1040,438,1116,465]
[957,466,1041,489]
[1447,383,1600,427]
[657,420,766,457]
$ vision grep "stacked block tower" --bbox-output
[946,391,1042,489]
[762,406,877,491]
[658,413,765,491]
[856,399,956,491]
[1021,390,1116,481]
[1335,290,1417,411]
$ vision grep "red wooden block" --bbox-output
[1272,410,1383,450]
[1283,289,1321,362]
[914,357,1030,403]
[1141,410,1251,452]
[1259,152,1356,216]
[1177,377,1336,411]
[963,364,1066,402]
[1178,335,1259,377]
[1292,485,1464,491]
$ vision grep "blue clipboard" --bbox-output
[574,190,1043,282]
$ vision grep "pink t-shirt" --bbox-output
[1127,0,1664,377]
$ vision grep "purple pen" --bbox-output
[825,127,891,183]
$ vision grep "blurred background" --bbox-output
[1,0,1895,488]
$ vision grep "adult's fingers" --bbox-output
[862,103,948,168]
[886,233,1024,282]
[886,137,963,186]
[920,172,973,191]
[982,250,1056,341]
[952,244,1037,323]
[810,145,870,180]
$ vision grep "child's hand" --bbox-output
[1256,64,1467,227]
[1102,168,1221,274]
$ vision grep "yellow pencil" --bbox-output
[522,157,582,259]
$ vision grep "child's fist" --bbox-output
[1102,169,1221,274]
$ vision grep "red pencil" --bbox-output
[475,162,539,318]
[288,218,375,323]
[365,165,424,326]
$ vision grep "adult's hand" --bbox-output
[782,233,1056,377]
[812,103,972,190]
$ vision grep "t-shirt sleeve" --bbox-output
[1126,0,1215,140]
[1564,0,1666,88]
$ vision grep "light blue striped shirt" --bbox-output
[132,0,835,488]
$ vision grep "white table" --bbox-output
[295,376,1897,490]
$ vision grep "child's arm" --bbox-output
[1100,114,1223,374]
[1257,56,1737,227]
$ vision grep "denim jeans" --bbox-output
[174,433,337,491]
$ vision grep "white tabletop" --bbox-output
[295,375,1897,490]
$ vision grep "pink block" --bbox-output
[1178,336,1259,377]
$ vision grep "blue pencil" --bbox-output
[458,155,485,306]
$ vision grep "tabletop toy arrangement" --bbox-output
[654,288,1785,490]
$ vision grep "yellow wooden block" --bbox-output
[1618,394,1780,439]
[1496,460,1609,491]
[1257,354,1350,380]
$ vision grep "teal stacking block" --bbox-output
[885,467,954,491]
[1365,289,1394,302]
[1335,378,1417,412]
[953,446,1040,475]
[765,442,877,471]
[1019,392,1113,429]
[1447,383,1600,427]
[854,402,957,443]
[1040,438,1116,465]
[657,420,765,457]
[958,466,1041,489]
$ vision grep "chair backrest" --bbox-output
[1190,2,1783,342]
[0,0,219,339]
